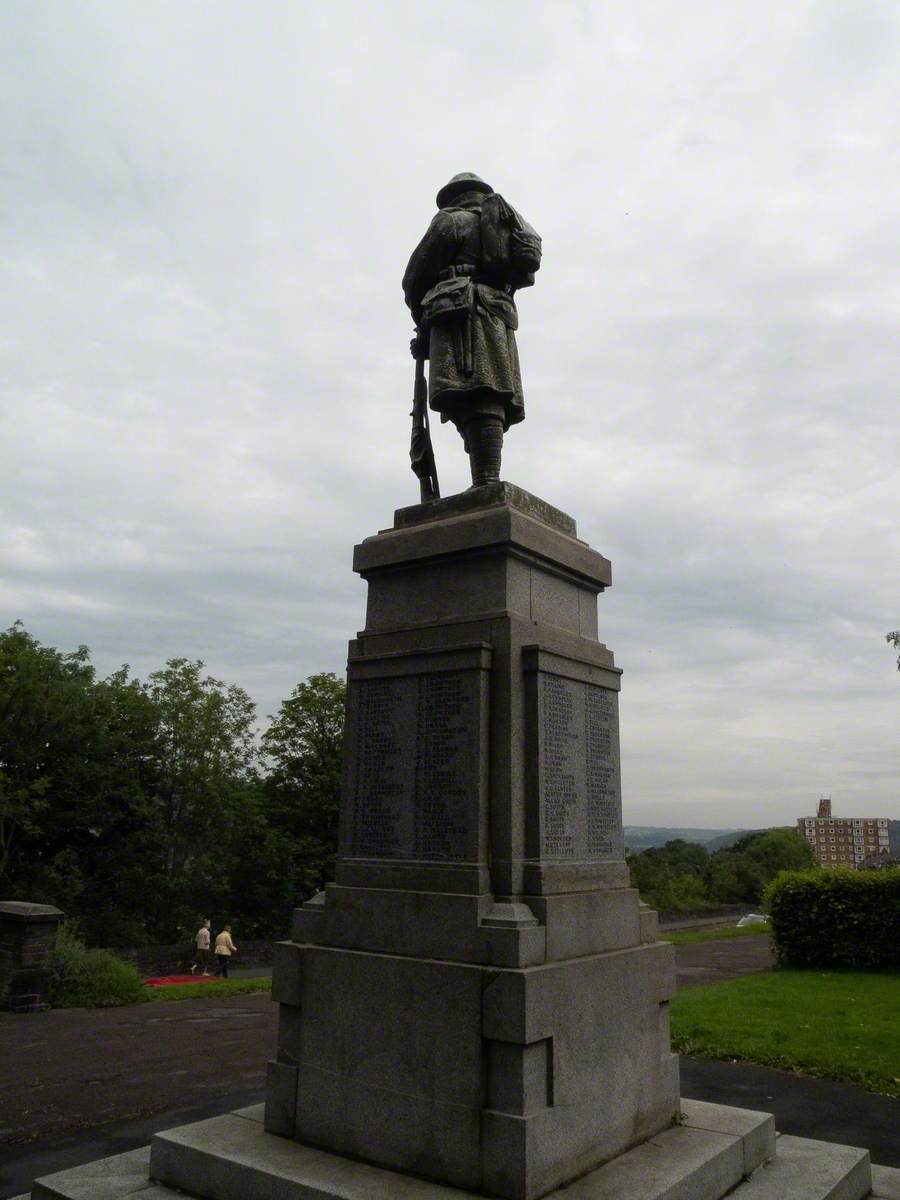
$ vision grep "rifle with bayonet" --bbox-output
[409,331,440,502]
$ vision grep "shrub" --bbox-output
[49,924,144,1007]
[764,867,900,968]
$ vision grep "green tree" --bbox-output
[706,828,814,905]
[627,829,816,910]
[887,631,899,671]
[1,627,339,946]
[0,625,164,942]
[223,797,307,939]
[0,623,95,887]
[627,839,711,912]
[705,849,766,904]
[739,827,815,874]
[261,672,346,896]
[138,658,259,942]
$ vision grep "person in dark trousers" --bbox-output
[191,918,211,975]
[214,925,236,978]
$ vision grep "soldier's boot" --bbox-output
[466,415,503,486]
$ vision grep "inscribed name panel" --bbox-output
[350,669,482,862]
[539,673,623,862]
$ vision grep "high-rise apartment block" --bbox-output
[797,796,891,868]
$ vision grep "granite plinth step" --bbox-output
[29,1146,162,1199]
[33,1190,179,1200]
[873,1165,900,1199]
[728,1135,871,1199]
[151,1112,483,1199]
[21,1101,892,1200]
[146,1098,773,1200]
[26,1105,262,1200]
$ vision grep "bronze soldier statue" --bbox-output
[403,173,541,492]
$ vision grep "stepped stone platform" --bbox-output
[17,1099,900,1200]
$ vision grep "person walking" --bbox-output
[214,925,237,979]
[191,918,211,975]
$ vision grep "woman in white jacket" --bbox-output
[214,926,237,978]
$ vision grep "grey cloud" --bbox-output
[1,0,898,826]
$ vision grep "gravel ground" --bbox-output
[0,992,274,1145]
[674,931,775,988]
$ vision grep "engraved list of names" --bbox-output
[539,674,622,861]
[351,670,480,862]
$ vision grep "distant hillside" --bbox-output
[623,826,740,851]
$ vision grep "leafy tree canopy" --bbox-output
[1,626,346,947]
[261,672,346,892]
[627,827,815,911]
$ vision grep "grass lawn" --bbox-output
[670,968,900,1097]
[141,977,272,1002]
[663,924,770,947]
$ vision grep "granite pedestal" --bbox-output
[264,483,678,1200]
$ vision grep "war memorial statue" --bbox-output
[404,172,541,497]
[23,176,888,1200]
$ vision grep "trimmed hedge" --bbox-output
[50,924,144,1008]
[764,867,900,968]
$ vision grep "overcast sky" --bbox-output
[2,1,897,828]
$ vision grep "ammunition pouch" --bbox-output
[420,276,474,327]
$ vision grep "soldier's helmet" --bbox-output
[436,172,494,208]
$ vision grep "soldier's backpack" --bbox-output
[480,194,542,289]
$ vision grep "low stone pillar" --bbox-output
[0,901,64,1012]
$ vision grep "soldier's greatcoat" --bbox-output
[402,195,524,431]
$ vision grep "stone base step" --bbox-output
[730,1135,870,1199]
[27,1109,263,1200]
[873,1165,900,1199]
[148,1097,774,1200]
[28,1146,170,1199]
[22,1099,900,1200]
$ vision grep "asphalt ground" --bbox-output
[680,1058,900,1170]
[2,935,896,1199]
